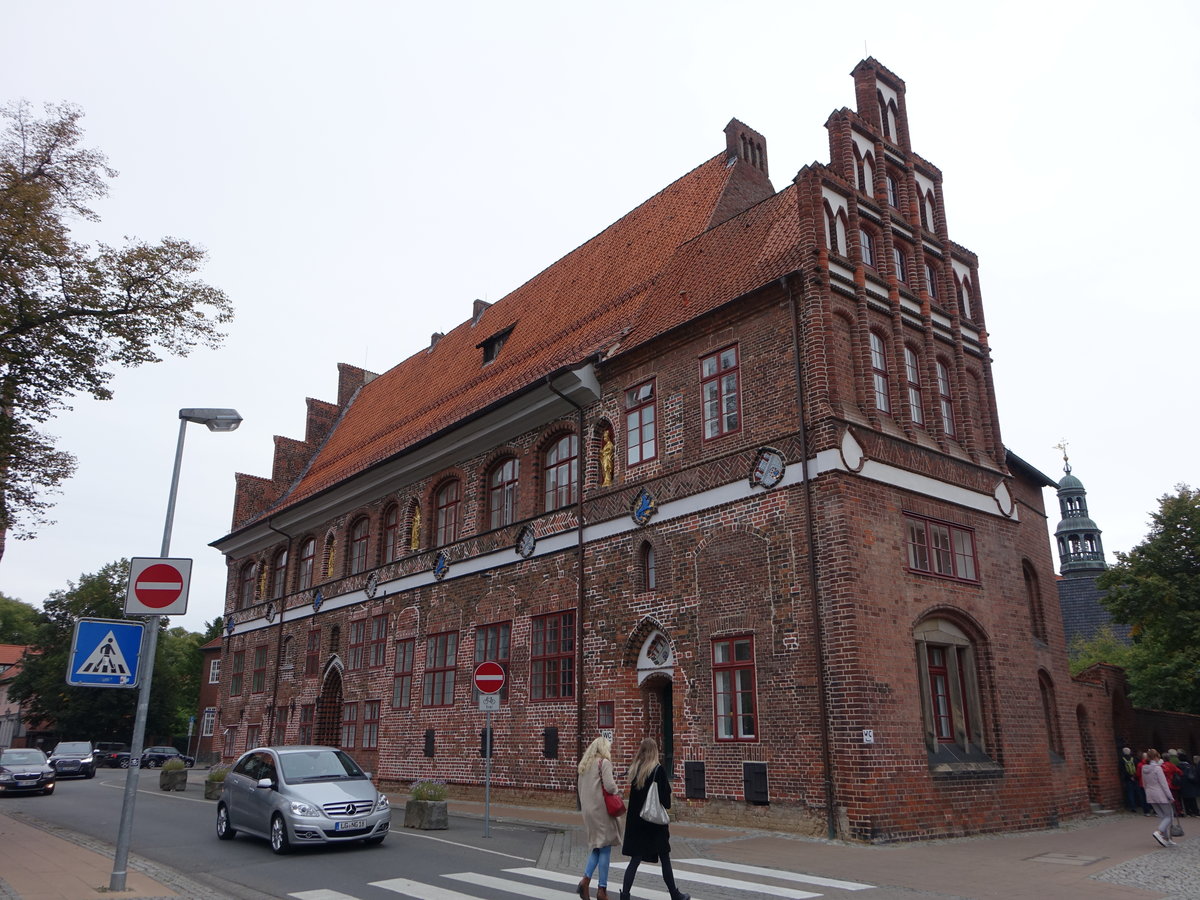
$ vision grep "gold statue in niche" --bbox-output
[324,539,336,578]
[410,506,421,550]
[600,427,614,487]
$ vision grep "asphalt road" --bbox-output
[1,767,555,899]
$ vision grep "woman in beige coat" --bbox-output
[577,736,623,900]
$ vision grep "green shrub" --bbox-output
[161,758,187,772]
[205,765,230,783]
[410,779,448,801]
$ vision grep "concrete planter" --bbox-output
[403,799,448,830]
[159,769,188,792]
[203,780,224,800]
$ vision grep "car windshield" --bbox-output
[52,742,90,755]
[279,749,365,782]
[2,749,47,765]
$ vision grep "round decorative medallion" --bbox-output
[433,551,451,581]
[264,601,276,624]
[631,488,658,526]
[750,447,786,489]
[224,615,237,636]
[647,634,671,666]
[365,571,379,599]
[516,524,537,559]
[312,589,324,612]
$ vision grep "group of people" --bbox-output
[1119,746,1199,847]
[576,736,690,900]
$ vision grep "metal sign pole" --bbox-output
[483,708,492,838]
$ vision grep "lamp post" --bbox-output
[110,408,241,892]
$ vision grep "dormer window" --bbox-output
[479,327,513,365]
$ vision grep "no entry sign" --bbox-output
[125,557,193,616]
[473,661,505,694]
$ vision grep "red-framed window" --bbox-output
[382,504,400,563]
[904,346,924,425]
[393,638,415,708]
[362,700,380,750]
[251,645,268,693]
[531,610,575,701]
[272,706,287,745]
[436,480,461,546]
[597,701,615,730]
[869,331,890,413]
[270,549,288,598]
[905,514,978,582]
[713,635,758,741]
[349,516,370,575]
[926,645,955,742]
[488,458,519,530]
[341,702,358,749]
[700,345,740,440]
[238,564,255,610]
[423,631,457,707]
[298,704,315,744]
[229,651,245,697]
[304,629,320,677]
[222,727,239,758]
[368,613,388,668]
[543,434,579,511]
[474,621,511,702]
[298,537,316,589]
[245,723,261,750]
[936,360,956,438]
[625,380,657,466]
[348,618,368,670]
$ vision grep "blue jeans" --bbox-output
[584,846,611,886]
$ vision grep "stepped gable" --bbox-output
[251,145,776,521]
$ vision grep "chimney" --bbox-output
[724,118,768,177]
[472,299,492,324]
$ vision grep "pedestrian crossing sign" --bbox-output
[67,618,145,688]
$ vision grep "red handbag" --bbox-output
[599,762,626,817]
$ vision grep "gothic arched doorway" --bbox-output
[316,662,343,746]
[636,630,677,776]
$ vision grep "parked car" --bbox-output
[0,747,56,795]
[216,745,390,854]
[140,746,194,768]
[47,741,96,778]
[95,741,131,768]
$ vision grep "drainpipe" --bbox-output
[546,375,588,769]
[782,272,837,840]
[265,517,293,741]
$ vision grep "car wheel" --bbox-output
[85,768,95,779]
[270,814,291,855]
[363,835,385,846]
[216,804,236,840]
[146,759,159,768]
[43,785,55,796]
[119,757,130,769]
[184,759,194,768]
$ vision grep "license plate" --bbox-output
[335,819,366,831]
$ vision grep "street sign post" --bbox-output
[473,661,506,837]
[124,557,193,616]
[66,618,145,688]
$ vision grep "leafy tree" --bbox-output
[1098,485,1200,714]
[0,590,39,643]
[8,560,207,742]
[1067,624,1133,677]
[0,101,233,556]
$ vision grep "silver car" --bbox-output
[216,746,390,854]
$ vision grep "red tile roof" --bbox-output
[251,146,783,520]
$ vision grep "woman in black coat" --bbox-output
[619,738,689,900]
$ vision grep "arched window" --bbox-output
[382,504,400,563]
[892,246,908,283]
[936,360,956,438]
[824,203,847,255]
[859,228,875,267]
[914,617,986,756]
[488,457,519,530]
[349,516,370,575]
[869,331,890,413]
[886,172,899,208]
[921,190,936,231]
[435,480,461,545]
[270,549,288,599]
[1039,670,1064,758]
[543,434,579,511]
[925,262,939,300]
[904,346,924,426]
[641,541,657,591]
[298,537,316,590]
[957,275,974,319]
[1024,561,1047,643]
[238,563,256,610]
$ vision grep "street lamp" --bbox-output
[110,407,241,892]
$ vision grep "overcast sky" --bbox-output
[2,1,1197,633]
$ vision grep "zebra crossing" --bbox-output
[290,859,876,900]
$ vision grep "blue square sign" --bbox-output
[67,618,145,688]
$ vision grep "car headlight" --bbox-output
[375,793,390,812]
[0,773,13,782]
[288,800,321,817]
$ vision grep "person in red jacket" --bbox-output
[1163,751,1184,817]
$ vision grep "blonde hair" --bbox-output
[628,737,660,788]
[578,736,612,775]
[1146,748,1161,762]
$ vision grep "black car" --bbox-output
[0,747,56,794]
[47,740,97,778]
[95,741,131,768]
[140,746,195,768]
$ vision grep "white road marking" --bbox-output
[505,868,684,899]
[678,858,875,890]
[371,878,487,900]
[290,891,361,900]
[610,860,822,898]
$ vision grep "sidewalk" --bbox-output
[1,799,1196,900]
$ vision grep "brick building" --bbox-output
[212,59,1097,841]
